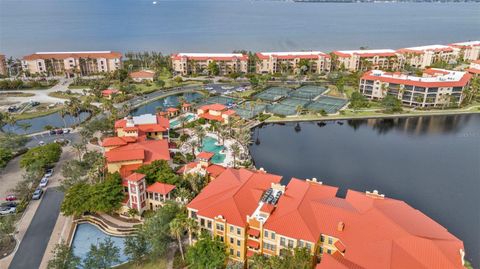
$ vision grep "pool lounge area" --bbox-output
[71,223,128,267]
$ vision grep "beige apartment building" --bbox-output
[332,49,401,72]
[171,53,248,76]
[187,168,466,269]
[397,45,459,69]
[21,51,122,77]
[0,54,7,77]
[255,51,331,74]
[449,41,480,61]
[359,68,472,107]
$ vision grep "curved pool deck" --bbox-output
[71,223,128,267]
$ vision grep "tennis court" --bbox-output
[290,86,327,100]
[234,101,267,119]
[306,96,348,114]
[268,97,311,116]
[254,87,292,102]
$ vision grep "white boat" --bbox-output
[152,1,157,4]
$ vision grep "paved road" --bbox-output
[26,132,81,148]
[9,188,64,269]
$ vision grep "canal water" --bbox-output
[249,114,480,266]
[3,111,91,134]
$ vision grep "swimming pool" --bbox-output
[71,223,128,267]
[170,114,195,128]
[201,136,226,164]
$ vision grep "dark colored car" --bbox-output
[50,130,57,135]
[55,129,64,135]
[0,202,17,208]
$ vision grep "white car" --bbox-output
[0,206,16,215]
[39,141,45,146]
[63,128,71,134]
[39,177,49,188]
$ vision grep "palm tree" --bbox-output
[72,143,85,161]
[169,216,186,261]
[60,108,67,128]
[197,128,206,147]
[177,115,187,134]
[230,143,241,168]
[184,217,199,246]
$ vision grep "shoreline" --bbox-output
[262,109,480,125]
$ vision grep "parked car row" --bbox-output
[49,128,71,135]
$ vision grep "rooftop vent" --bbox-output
[337,221,345,231]
[366,190,385,199]
[306,178,323,185]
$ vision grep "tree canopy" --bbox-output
[349,91,370,109]
[186,232,227,269]
[61,172,124,216]
[135,160,180,185]
[47,242,81,269]
[83,238,120,269]
[381,95,403,113]
[20,143,62,171]
[250,247,311,269]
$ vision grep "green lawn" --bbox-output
[115,257,168,269]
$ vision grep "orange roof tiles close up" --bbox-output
[146,182,176,195]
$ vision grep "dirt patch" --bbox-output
[0,235,17,259]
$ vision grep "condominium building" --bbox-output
[187,168,465,268]
[449,41,480,61]
[332,49,400,72]
[21,51,122,77]
[102,113,171,176]
[359,68,472,107]
[467,60,480,76]
[255,51,331,74]
[171,53,248,76]
[0,54,7,76]
[197,103,236,124]
[397,45,459,69]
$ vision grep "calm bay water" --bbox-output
[1,0,479,57]
[250,114,480,266]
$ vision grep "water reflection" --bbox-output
[3,111,91,134]
[250,114,480,266]
[131,92,202,116]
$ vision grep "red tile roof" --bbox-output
[171,53,248,61]
[102,89,119,96]
[223,109,236,116]
[23,51,122,61]
[197,151,215,160]
[105,149,145,163]
[114,115,170,134]
[187,168,282,227]
[467,68,480,74]
[119,163,143,178]
[125,172,146,182]
[205,164,226,178]
[147,182,176,195]
[102,137,129,147]
[199,103,227,111]
[177,162,199,174]
[105,137,170,164]
[167,107,179,112]
[182,103,191,107]
[129,70,155,79]
[199,113,224,122]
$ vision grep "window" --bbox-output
[319,247,323,254]
[230,225,234,233]
[230,249,234,255]
[327,249,332,254]
[320,235,325,242]
[230,238,234,244]
[264,230,269,238]
[237,239,241,246]
[299,241,304,248]
[236,228,241,235]
[200,219,205,227]
[207,221,212,229]
[263,242,276,251]
[305,243,312,251]
[328,237,333,245]
[280,238,286,247]
[216,224,224,231]
[271,232,275,239]
[288,239,294,248]
[236,251,240,257]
